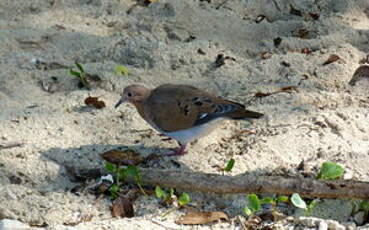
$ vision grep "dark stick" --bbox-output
[135,169,369,199]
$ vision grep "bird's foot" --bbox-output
[165,145,187,156]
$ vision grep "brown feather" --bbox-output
[143,84,263,132]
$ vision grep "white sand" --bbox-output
[1,0,369,229]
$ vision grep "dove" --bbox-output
[115,84,263,156]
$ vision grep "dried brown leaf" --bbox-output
[84,96,106,109]
[112,196,134,218]
[175,211,229,225]
[301,48,311,54]
[323,54,340,65]
[254,92,271,98]
[309,13,320,20]
[100,149,143,166]
[261,52,272,59]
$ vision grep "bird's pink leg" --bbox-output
[165,144,187,156]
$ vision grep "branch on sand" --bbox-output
[133,168,369,199]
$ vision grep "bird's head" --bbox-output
[115,84,150,108]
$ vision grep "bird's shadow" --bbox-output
[38,143,195,192]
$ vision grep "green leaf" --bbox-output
[75,62,85,73]
[118,168,126,181]
[291,193,307,210]
[247,194,261,212]
[224,158,235,172]
[169,188,174,197]
[308,199,319,210]
[360,201,369,211]
[105,162,117,173]
[317,161,344,180]
[115,65,129,76]
[243,206,253,216]
[155,186,167,199]
[178,193,191,206]
[277,195,289,203]
[110,184,119,193]
[260,197,274,205]
[69,69,81,77]
[109,184,119,199]
[125,165,141,182]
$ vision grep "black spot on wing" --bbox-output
[184,105,190,115]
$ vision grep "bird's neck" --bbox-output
[132,101,146,119]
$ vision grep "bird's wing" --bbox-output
[145,84,263,132]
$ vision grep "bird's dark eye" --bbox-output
[127,92,132,97]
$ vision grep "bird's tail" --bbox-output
[228,108,264,120]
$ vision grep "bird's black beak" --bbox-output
[114,97,126,108]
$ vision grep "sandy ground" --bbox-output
[1,0,369,229]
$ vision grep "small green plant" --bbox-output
[178,193,191,206]
[290,193,318,216]
[223,158,235,172]
[244,194,262,215]
[109,184,119,199]
[114,65,129,76]
[104,162,147,198]
[155,186,191,219]
[316,161,344,180]
[357,200,369,221]
[155,186,172,202]
[105,162,117,173]
[69,62,90,89]
[155,186,190,206]
[119,165,147,196]
[291,193,306,209]
[244,194,289,216]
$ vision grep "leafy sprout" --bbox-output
[178,193,191,206]
[155,186,191,219]
[114,65,129,76]
[224,158,235,172]
[244,194,290,216]
[290,193,318,216]
[291,193,307,209]
[316,161,344,180]
[69,62,90,89]
[104,162,147,198]
[109,184,119,199]
[119,165,147,196]
[244,194,262,216]
[155,186,169,200]
[277,195,289,203]
[155,186,190,206]
[105,162,117,173]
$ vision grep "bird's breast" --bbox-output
[161,118,224,145]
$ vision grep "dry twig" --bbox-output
[130,168,369,199]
